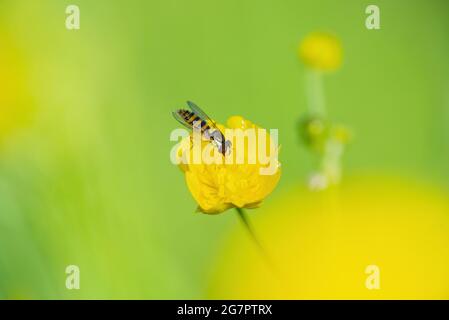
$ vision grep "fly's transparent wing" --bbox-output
[172,110,193,130]
[185,101,229,155]
[186,101,218,128]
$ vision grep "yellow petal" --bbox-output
[179,116,281,214]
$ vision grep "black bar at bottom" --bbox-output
[0,299,445,318]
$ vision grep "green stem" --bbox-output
[306,69,326,117]
[235,208,262,248]
[235,208,273,269]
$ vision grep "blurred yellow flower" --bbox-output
[299,32,342,71]
[177,116,281,214]
[0,30,33,145]
[209,176,449,299]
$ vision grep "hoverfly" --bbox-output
[172,101,232,156]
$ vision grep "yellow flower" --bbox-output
[209,176,449,299]
[0,29,34,145]
[177,116,281,214]
[298,32,342,71]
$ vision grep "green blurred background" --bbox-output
[0,0,448,298]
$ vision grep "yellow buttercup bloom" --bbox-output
[299,32,342,71]
[209,176,449,299]
[177,116,281,214]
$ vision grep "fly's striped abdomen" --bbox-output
[176,109,210,133]
[179,109,193,122]
[173,101,231,156]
